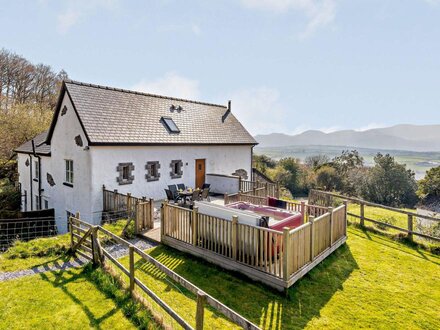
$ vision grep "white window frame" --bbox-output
[65,159,74,184]
[34,160,39,180]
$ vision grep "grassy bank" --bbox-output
[117,225,439,329]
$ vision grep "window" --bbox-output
[44,199,49,209]
[145,161,161,182]
[161,117,180,133]
[35,195,40,210]
[65,159,74,185]
[34,160,39,180]
[116,162,134,185]
[170,160,183,179]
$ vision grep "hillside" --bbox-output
[255,124,440,152]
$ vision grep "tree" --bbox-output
[304,154,330,170]
[253,154,277,174]
[316,165,342,191]
[360,153,418,207]
[418,166,440,198]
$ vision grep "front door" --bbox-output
[195,159,205,189]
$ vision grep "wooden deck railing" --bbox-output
[69,215,260,330]
[161,201,347,291]
[239,178,280,198]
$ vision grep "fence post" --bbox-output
[276,182,280,199]
[309,216,315,261]
[283,227,290,281]
[232,215,238,260]
[192,206,199,246]
[127,193,132,217]
[300,201,306,223]
[69,216,74,248]
[224,193,228,205]
[238,176,242,191]
[102,185,106,211]
[134,203,140,235]
[149,198,154,229]
[343,200,348,236]
[407,214,413,242]
[360,202,365,227]
[161,201,167,238]
[265,182,268,197]
[196,291,207,330]
[328,207,333,246]
[129,246,135,296]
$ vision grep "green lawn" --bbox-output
[117,225,440,329]
[0,265,159,330]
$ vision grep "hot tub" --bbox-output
[226,201,303,230]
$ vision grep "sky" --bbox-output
[1,0,440,135]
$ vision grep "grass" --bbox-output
[0,264,159,329]
[113,225,440,329]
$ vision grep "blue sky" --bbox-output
[1,0,440,135]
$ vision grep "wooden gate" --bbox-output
[135,200,155,234]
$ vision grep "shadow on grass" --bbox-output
[38,264,143,329]
[133,243,358,330]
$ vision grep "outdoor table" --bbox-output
[178,189,199,205]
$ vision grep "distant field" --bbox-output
[255,145,440,179]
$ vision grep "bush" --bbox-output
[0,183,21,212]
[316,165,342,191]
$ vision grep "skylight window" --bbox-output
[161,117,180,133]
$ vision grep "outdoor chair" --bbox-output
[165,188,181,204]
[190,190,201,205]
[168,184,179,199]
[200,187,210,201]
[202,183,210,189]
[177,183,186,190]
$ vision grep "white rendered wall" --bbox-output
[206,174,240,194]
[49,94,92,232]
[89,144,252,222]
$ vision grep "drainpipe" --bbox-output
[31,140,42,210]
[251,145,254,181]
[29,154,33,210]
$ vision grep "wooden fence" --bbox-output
[161,201,347,291]
[102,186,154,233]
[309,189,440,243]
[69,215,260,330]
[239,178,280,198]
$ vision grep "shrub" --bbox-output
[316,165,342,191]
[0,184,21,212]
[418,166,440,198]
[375,215,397,231]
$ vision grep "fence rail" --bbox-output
[309,189,440,243]
[161,201,347,291]
[69,215,260,330]
[239,179,280,198]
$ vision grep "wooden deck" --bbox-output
[141,227,161,243]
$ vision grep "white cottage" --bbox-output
[15,80,257,232]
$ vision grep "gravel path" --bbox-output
[0,237,156,282]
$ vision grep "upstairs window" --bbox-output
[34,160,39,180]
[65,159,74,185]
[161,117,180,133]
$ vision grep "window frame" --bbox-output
[170,159,183,179]
[34,160,39,181]
[145,161,161,182]
[65,159,74,185]
[116,162,134,185]
[161,117,180,133]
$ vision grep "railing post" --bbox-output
[127,193,132,217]
[309,216,315,261]
[192,206,199,246]
[283,227,290,281]
[129,246,135,296]
[238,176,242,191]
[196,291,207,330]
[407,214,413,242]
[224,193,228,205]
[102,185,106,211]
[232,215,238,260]
[276,182,280,199]
[161,201,167,238]
[343,200,348,236]
[265,182,268,197]
[134,203,140,235]
[360,202,365,227]
[69,216,74,248]
[300,201,306,223]
[149,198,154,229]
[328,207,333,246]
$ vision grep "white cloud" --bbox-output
[240,0,337,38]
[55,0,119,34]
[132,72,201,100]
[228,87,289,135]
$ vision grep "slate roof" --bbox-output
[47,80,257,146]
[14,131,51,155]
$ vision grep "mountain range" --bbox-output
[254,124,440,152]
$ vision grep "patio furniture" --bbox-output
[165,188,181,203]
[200,187,210,201]
[177,183,186,190]
[178,189,194,206]
[202,183,210,189]
[168,184,179,199]
[190,189,201,205]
